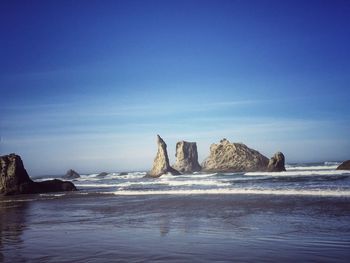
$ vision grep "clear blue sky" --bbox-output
[1,0,350,175]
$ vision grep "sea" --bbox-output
[1,162,350,262]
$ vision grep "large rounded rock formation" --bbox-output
[267,152,286,172]
[201,139,269,172]
[173,141,201,173]
[336,160,350,170]
[147,135,180,178]
[0,153,77,196]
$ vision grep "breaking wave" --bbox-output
[244,170,349,176]
[112,188,350,197]
[30,162,350,198]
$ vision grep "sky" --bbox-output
[1,0,350,175]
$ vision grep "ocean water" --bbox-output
[48,162,350,197]
[1,162,350,262]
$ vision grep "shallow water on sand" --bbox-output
[1,193,350,262]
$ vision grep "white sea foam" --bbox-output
[116,179,230,188]
[77,172,146,180]
[39,193,66,197]
[74,183,116,188]
[105,172,146,180]
[286,165,339,171]
[0,198,38,203]
[324,161,341,166]
[84,173,99,177]
[166,180,230,187]
[34,177,58,182]
[112,188,350,197]
[244,170,349,177]
[160,173,218,179]
[76,177,101,182]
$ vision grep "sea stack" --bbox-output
[336,160,350,170]
[0,153,32,195]
[173,141,201,173]
[63,169,80,179]
[267,152,286,172]
[147,135,180,178]
[201,138,269,172]
[0,153,76,195]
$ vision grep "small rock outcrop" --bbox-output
[97,172,108,177]
[336,160,350,170]
[173,141,201,173]
[63,169,80,179]
[0,154,76,196]
[147,135,180,177]
[267,152,286,172]
[201,139,269,172]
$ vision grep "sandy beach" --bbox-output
[1,191,350,262]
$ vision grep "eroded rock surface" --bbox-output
[267,152,286,172]
[201,139,269,172]
[147,135,180,177]
[0,153,32,195]
[173,141,201,173]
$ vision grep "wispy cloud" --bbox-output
[0,99,262,131]
[2,117,342,144]
[1,98,259,115]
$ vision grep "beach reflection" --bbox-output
[159,215,170,237]
[0,199,29,262]
[155,205,249,238]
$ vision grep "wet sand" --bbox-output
[1,193,350,262]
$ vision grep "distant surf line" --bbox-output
[111,188,350,197]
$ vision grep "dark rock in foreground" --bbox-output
[147,135,180,178]
[173,141,201,173]
[267,152,286,172]
[201,138,269,172]
[63,169,80,179]
[336,160,350,170]
[0,154,77,196]
[0,153,31,195]
[19,179,76,194]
